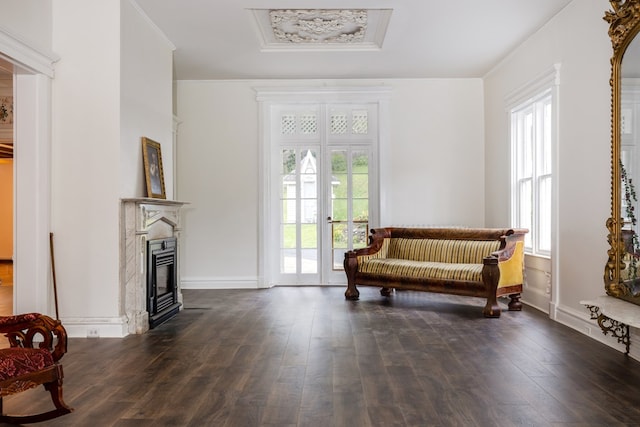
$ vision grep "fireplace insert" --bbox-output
[147,237,181,328]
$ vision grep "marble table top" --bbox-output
[581,295,640,327]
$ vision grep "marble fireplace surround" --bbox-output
[121,198,187,334]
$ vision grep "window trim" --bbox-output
[505,64,560,258]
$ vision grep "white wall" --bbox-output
[51,0,174,336]
[51,0,122,327]
[0,0,51,53]
[484,1,612,335]
[120,0,174,200]
[386,79,485,227]
[176,81,260,286]
[176,79,485,288]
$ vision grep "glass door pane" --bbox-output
[279,147,319,281]
[326,147,370,281]
[330,150,348,270]
[270,103,378,286]
[352,149,370,251]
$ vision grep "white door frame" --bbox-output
[255,86,391,288]
[0,28,58,314]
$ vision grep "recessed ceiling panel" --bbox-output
[250,9,393,51]
[135,0,575,79]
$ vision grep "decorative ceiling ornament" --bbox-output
[269,9,367,44]
[249,8,392,51]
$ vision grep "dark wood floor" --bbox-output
[3,286,640,427]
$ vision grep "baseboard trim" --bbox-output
[521,286,551,315]
[181,276,259,290]
[552,303,635,359]
[62,316,129,338]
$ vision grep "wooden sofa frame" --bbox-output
[343,227,527,317]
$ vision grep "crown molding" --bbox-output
[254,85,393,103]
[0,26,59,77]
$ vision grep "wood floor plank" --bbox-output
[4,287,640,426]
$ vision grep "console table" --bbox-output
[580,295,640,354]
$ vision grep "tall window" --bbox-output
[511,90,553,256]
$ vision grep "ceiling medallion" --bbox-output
[270,9,367,44]
[249,8,392,51]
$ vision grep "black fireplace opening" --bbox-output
[147,237,181,328]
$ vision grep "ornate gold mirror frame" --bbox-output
[605,0,640,301]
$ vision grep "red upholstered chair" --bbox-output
[0,313,72,424]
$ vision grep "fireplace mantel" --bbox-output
[121,198,188,334]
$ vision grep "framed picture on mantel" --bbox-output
[142,137,166,199]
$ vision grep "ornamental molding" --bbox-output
[605,0,640,53]
[270,9,367,44]
[250,8,392,51]
[0,25,59,77]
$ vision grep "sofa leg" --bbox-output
[483,299,501,318]
[345,285,360,300]
[344,251,360,300]
[482,256,501,318]
[508,293,523,311]
[380,287,392,297]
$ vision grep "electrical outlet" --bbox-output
[87,328,99,338]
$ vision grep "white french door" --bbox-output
[269,103,378,285]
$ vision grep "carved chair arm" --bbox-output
[0,314,68,363]
[0,313,41,327]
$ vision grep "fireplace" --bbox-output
[147,237,181,328]
[121,198,187,334]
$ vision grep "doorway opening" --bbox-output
[257,87,391,287]
[0,29,56,315]
[274,104,378,285]
[0,68,13,315]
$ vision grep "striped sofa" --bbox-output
[343,227,528,317]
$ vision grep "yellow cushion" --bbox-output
[498,240,525,287]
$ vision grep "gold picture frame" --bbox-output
[142,137,166,199]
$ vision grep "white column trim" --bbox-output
[14,74,53,315]
[172,114,182,199]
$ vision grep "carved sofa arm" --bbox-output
[345,228,390,258]
[492,229,527,289]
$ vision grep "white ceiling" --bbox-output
[134,0,574,80]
